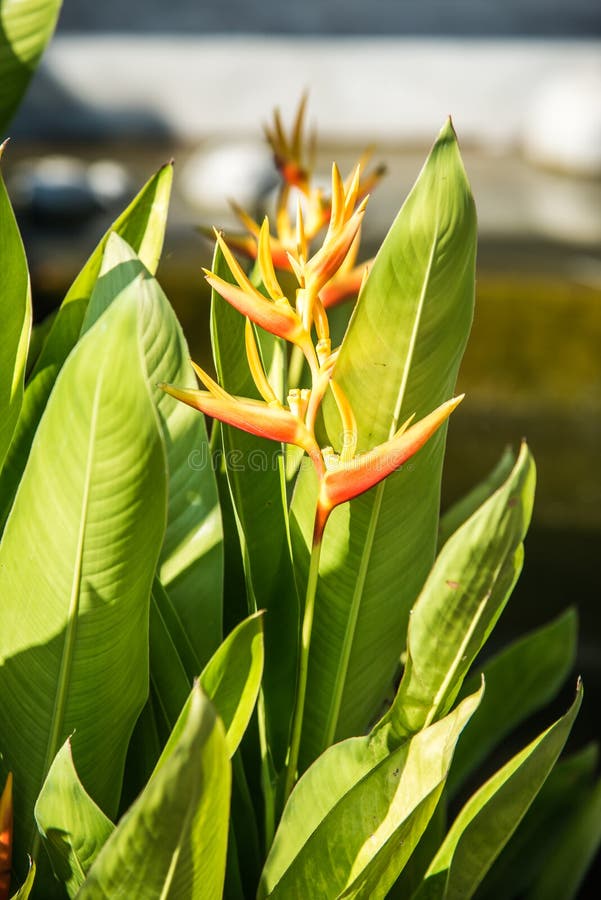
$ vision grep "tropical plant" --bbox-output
[0,27,597,898]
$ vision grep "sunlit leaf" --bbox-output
[449,607,577,796]
[415,682,582,900]
[79,684,231,900]
[290,119,477,768]
[85,233,224,668]
[0,290,168,884]
[260,688,482,899]
[380,443,535,741]
[0,163,173,528]
[34,741,113,897]
[0,0,62,132]
[0,158,31,474]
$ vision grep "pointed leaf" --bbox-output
[85,233,224,668]
[211,245,299,771]
[449,608,578,796]
[477,744,598,900]
[200,612,264,757]
[79,684,231,900]
[381,443,535,740]
[260,688,482,899]
[0,0,62,132]
[34,741,114,897]
[0,163,173,528]
[0,162,31,473]
[0,291,167,880]
[416,682,582,900]
[9,860,35,900]
[291,120,477,766]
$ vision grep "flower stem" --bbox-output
[283,523,323,803]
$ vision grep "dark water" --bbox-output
[57,0,601,37]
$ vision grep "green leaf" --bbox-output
[290,119,477,767]
[527,770,601,900]
[260,688,482,899]
[200,612,265,757]
[0,290,168,879]
[380,443,535,741]
[211,245,299,771]
[415,682,583,900]
[0,155,31,473]
[476,744,598,900]
[34,740,114,897]
[438,447,515,549]
[85,233,224,668]
[10,860,36,899]
[0,0,62,132]
[449,607,578,796]
[79,683,231,900]
[0,163,173,528]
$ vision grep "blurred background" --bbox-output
[4,0,601,826]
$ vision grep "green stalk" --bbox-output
[283,526,323,804]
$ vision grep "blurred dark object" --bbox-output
[57,0,601,37]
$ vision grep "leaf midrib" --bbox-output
[321,227,440,750]
[32,364,104,855]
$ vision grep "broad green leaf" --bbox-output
[200,612,264,757]
[10,860,35,899]
[79,683,231,900]
[415,682,582,900]
[85,233,224,668]
[380,443,535,741]
[449,608,577,796]
[291,119,477,766]
[0,155,31,472]
[211,245,299,771]
[34,741,114,897]
[0,290,168,879]
[260,688,482,899]
[0,163,173,528]
[527,771,601,900]
[477,744,598,900]
[438,447,515,548]
[0,0,62,132]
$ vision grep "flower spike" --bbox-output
[315,395,464,535]
[160,381,321,464]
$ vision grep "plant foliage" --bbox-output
[0,72,593,900]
